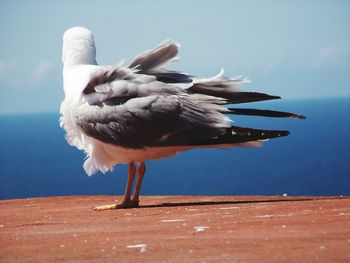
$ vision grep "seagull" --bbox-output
[60,27,305,210]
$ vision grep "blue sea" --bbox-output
[0,98,349,200]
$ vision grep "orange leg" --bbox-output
[93,162,137,210]
[131,161,146,207]
[117,161,136,208]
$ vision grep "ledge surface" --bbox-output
[1,195,350,262]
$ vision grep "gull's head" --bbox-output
[62,27,97,65]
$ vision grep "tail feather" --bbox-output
[227,108,306,119]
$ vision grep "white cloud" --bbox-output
[32,59,53,82]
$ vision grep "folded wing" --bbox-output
[74,41,304,149]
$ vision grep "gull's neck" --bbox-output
[63,45,97,65]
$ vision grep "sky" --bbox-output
[0,0,349,114]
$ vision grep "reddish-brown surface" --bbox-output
[0,195,350,263]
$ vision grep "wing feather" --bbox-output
[128,40,180,73]
[74,94,229,149]
[74,54,303,150]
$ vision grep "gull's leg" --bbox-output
[130,161,146,207]
[118,161,136,207]
[93,162,136,210]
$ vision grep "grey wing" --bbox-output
[74,94,229,149]
[128,40,193,85]
[128,40,180,73]
[74,92,291,149]
[74,62,302,149]
[74,66,230,148]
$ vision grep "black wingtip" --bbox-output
[278,130,290,137]
[291,114,306,120]
[187,85,282,104]
[227,108,306,119]
[188,126,290,146]
[231,126,290,140]
[272,95,282,100]
[225,92,282,104]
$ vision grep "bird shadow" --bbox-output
[138,197,321,209]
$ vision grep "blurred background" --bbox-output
[0,0,349,199]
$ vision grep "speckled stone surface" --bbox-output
[1,195,349,262]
